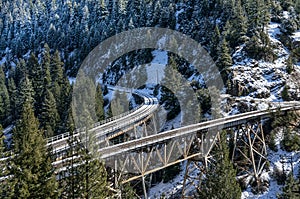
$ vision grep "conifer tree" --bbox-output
[230,0,248,46]
[72,73,97,129]
[161,55,182,120]
[11,98,59,198]
[27,53,44,116]
[51,50,64,86]
[296,0,300,13]
[121,183,137,199]
[38,45,61,136]
[40,88,60,137]
[0,124,9,198]
[58,77,72,133]
[216,38,232,81]
[15,76,34,120]
[14,60,27,88]
[198,131,241,199]
[106,105,113,119]
[43,54,52,90]
[7,77,17,121]
[210,26,221,60]
[282,84,290,101]
[50,50,64,112]
[278,174,300,199]
[286,56,294,74]
[0,67,10,126]
[60,128,107,198]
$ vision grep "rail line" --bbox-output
[98,104,300,159]
[48,86,159,154]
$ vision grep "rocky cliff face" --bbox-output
[227,22,300,103]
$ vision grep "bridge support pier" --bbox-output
[232,122,267,190]
[142,176,148,199]
[181,159,205,199]
[180,121,268,197]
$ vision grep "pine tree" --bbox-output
[0,67,10,126]
[15,76,34,120]
[216,38,232,81]
[210,26,221,60]
[11,99,59,198]
[282,84,290,101]
[14,59,27,88]
[72,72,97,129]
[286,55,294,74]
[121,183,137,199]
[7,77,17,121]
[50,50,64,113]
[58,77,72,134]
[230,0,248,47]
[43,51,52,90]
[296,0,300,13]
[60,130,108,198]
[106,105,113,119]
[0,124,9,198]
[38,45,61,136]
[27,53,44,117]
[161,55,182,120]
[278,174,300,199]
[51,50,64,84]
[198,131,241,199]
[248,0,271,33]
[40,88,60,137]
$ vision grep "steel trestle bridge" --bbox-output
[47,87,300,198]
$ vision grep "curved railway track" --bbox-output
[47,85,300,165]
[48,87,159,154]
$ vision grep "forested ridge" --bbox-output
[0,0,300,198]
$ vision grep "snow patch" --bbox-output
[283,11,289,19]
[0,57,6,66]
[145,50,168,85]
[268,23,281,40]
[292,30,300,41]
[68,77,76,84]
[3,125,14,148]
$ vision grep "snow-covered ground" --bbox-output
[292,30,300,41]
[145,50,168,85]
[148,161,202,199]
[230,21,300,105]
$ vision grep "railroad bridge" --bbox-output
[47,88,300,198]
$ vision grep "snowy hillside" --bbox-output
[146,8,300,199]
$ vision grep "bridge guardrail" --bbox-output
[47,88,159,146]
[98,105,300,158]
[47,102,144,145]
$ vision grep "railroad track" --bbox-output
[49,86,159,156]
